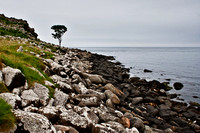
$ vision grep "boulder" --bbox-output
[104,83,124,96]
[83,110,100,125]
[77,82,88,94]
[173,82,184,90]
[51,62,65,75]
[53,88,69,106]
[0,93,21,109]
[32,83,49,106]
[104,90,120,104]
[2,66,26,90]
[14,110,56,133]
[21,89,40,107]
[59,109,88,129]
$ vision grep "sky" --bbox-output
[0,0,200,47]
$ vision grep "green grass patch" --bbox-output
[0,82,9,93]
[0,27,28,38]
[0,98,16,132]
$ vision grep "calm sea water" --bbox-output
[79,47,200,104]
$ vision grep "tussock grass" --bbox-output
[0,98,16,132]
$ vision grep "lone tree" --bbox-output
[51,25,67,47]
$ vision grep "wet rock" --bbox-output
[173,82,184,90]
[21,89,40,107]
[59,109,88,129]
[0,93,21,109]
[32,83,49,106]
[53,88,69,106]
[104,90,120,104]
[144,69,152,73]
[14,110,56,133]
[104,83,124,96]
[2,66,26,90]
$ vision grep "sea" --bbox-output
[79,47,200,104]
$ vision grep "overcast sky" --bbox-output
[0,0,200,47]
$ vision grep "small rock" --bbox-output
[0,70,3,82]
[17,46,23,52]
[57,81,73,92]
[173,82,184,90]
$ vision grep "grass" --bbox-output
[0,98,16,132]
[0,27,28,38]
[0,82,9,93]
[0,38,55,96]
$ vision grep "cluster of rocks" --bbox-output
[0,43,199,133]
[0,14,38,39]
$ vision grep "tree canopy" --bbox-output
[51,25,67,47]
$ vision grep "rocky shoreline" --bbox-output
[0,14,199,133]
[0,40,199,132]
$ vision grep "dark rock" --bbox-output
[173,82,184,90]
[144,69,152,73]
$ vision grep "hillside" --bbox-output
[0,14,200,133]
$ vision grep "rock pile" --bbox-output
[0,45,199,133]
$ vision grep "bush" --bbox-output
[0,98,16,132]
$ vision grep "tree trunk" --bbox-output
[58,38,62,47]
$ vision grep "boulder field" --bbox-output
[0,38,199,133]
